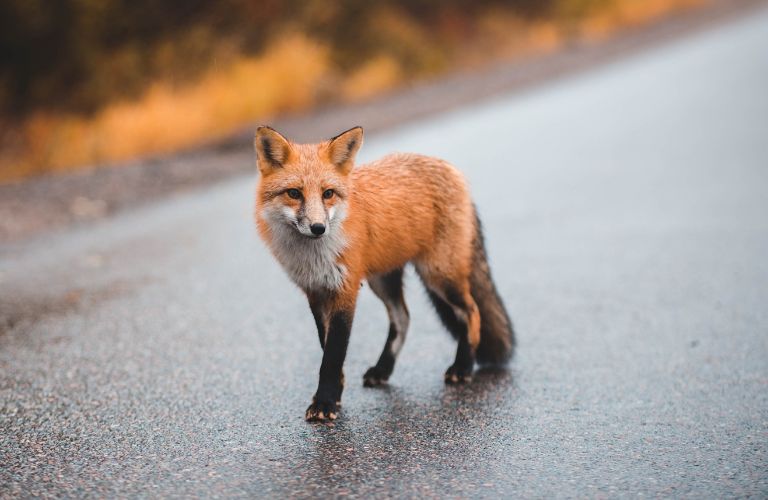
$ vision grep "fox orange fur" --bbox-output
[254,126,514,422]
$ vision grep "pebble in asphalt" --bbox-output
[1,7,768,498]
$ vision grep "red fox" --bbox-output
[254,126,514,421]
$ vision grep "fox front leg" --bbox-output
[305,287,359,422]
[305,307,355,422]
[307,294,345,408]
[308,295,328,350]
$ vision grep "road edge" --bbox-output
[1,0,766,245]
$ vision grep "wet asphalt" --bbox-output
[2,7,768,498]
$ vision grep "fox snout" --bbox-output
[268,197,340,239]
[299,198,329,237]
[300,217,327,238]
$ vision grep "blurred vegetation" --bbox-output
[0,0,704,181]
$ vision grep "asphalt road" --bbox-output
[2,7,767,498]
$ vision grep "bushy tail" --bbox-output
[471,209,515,366]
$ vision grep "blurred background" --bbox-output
[0,0,704,183]
[2,2,767,496]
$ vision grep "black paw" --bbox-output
[363,366,391,387]
[305,399,339,422]
[444,364,473,384]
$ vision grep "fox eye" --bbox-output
[322,189,334,199]
[286,188,301,199]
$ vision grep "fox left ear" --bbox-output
[326,126,363,174]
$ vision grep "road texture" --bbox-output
[2,6,767,498]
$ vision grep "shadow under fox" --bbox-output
[254,126,514,422]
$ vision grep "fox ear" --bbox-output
[255,126,292,174]
[326,126,363,174]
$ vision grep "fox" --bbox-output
[254,125,514,422]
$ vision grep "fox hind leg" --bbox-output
[363,268,409,387]
[419,270,480,384]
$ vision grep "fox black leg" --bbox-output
[364,268,409,387]
[422,281,479,384]
[308,295,327,349]
[442,285,479,383]
[308,296,345,407]
[306,308,354,422]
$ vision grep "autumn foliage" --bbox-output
[0,0,704,182]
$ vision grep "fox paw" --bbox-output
[444,364,473,384]
[305,399,339,422]
[363,366,391,387]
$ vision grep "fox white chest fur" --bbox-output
[261,205,348,291]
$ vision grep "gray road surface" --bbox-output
[2,7,767,498]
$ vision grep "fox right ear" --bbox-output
[254,126,291,173]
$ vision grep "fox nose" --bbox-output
[310,223,326,236]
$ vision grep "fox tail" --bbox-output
[470,208,515,365]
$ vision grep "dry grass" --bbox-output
[579,0,705,40]
[341,55,404,102]
[1,34,331,181]
[0,0,707,184]
[464,0,704,64]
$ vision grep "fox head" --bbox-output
[255,126,363,239]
